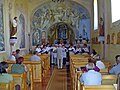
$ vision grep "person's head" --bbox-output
[14,17,17,20]
[115,55,120,64]
[84,44,87,47]
[36,44,40,48]
[33,51,39,55]
[0,61,9,74]
[16,49,20,54]
[88,57,96,65]
[86,63,95,71]
[12,51,16,56]
[16,57,24,64]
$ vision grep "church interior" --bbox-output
[0,0,120,90]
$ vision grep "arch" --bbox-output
[48,22,75,44]
[31,0,90,45]
[111,33,115,44]
[117,32,120,44]
[107,34,110,44]
[0,1,5,51]
[19,14,25,48]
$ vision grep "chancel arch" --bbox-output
[48,22,75,44]
[31,0,90,45]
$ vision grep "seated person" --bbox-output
[82,44,89,54]
[41,45,48,54]
[80,58,100,72]
[68,45,75,55]
[0,61,13,83]
[80,62,102,85]
[15,49,22,59]
[90,49,98,58]
[35,44,42,53]
[30,51,41,61]
[75,45,82,54]
[109,55,120,75]
[8,51,16,61]
[11,57,28,74]
[95,55,105,69]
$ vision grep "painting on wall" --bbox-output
[0,1,5,51]
[79,19,90,43]
[19,14,25,48]
[31,0,90,45]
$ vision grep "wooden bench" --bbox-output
[0,81,14,90]
[6,60,42,82]
[102,75,118,85]
[82,85,116,90]
[100,68,109,75]
[12,72,28,90]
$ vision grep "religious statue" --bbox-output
[10,17,17,36]
[99,17,104,36]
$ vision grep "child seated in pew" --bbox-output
[0,61,13,83]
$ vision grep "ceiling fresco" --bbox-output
[32,0,90,45]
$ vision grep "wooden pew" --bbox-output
[100,68,109,75]
[12,72,28,90]
[82,85,116,90]
[6,60,42,83]
[102,75,118,85]
[0,81,14,90]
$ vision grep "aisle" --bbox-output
[46,67,67,90]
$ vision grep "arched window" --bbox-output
[94,0,98,30]
[111,0,120,23]
[0,1,5,51]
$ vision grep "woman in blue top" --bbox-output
[0,61,13,83]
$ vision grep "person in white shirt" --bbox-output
[82,44,89,54]
[68,45,75,55]
[75,45,82,54]
[95,55,105,69]
[41,45,48,54]
[80,63,102,85]
[8,51,16,61]
[52,44,58,65]
[35,44,42,53]
[62,45,67,66]
[57,44,63,69]
[30,51,41,61]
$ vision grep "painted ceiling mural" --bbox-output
[0,1,5,51]
[32,0,90,45]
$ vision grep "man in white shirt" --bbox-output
[30,51,41,61]
[80,63,102,85]
[57,44,63,69]
[8,51,16,61]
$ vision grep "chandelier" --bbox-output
[52,0,64,3]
